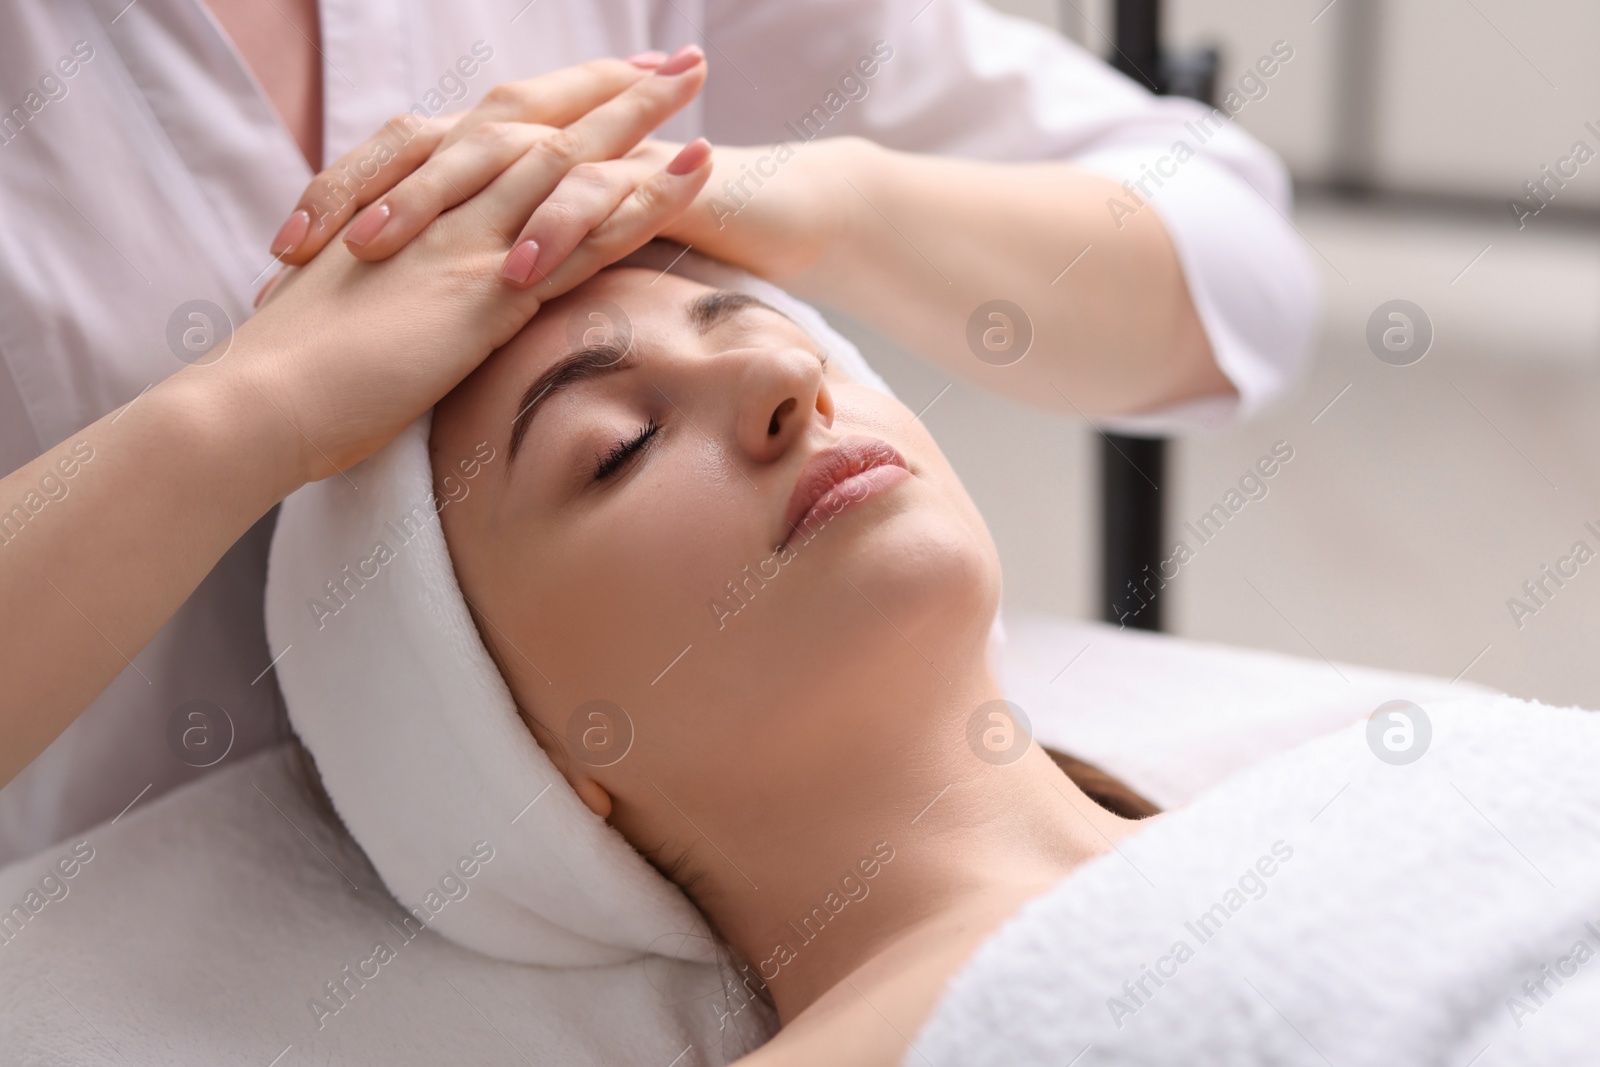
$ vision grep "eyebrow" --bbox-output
[505,290,792,462]
[686,289,786,334]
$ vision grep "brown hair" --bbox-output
[287,733,349,833]
[1042,746,1162,820]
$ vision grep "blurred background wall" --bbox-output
[827,0,1600,707]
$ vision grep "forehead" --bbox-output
[433,268,711,447]
[433,267,831,473]
[491,267,712,389]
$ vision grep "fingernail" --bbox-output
[654,44,704,77]
[667,138,712,176]
[628,51,667,69]
[344,202,391,248]
[500,240,540,286]
[271,209,311,256]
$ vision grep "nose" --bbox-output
[732,346,833,464]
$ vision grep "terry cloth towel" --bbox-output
[264,244,895,968]
[909,694,1600,1066]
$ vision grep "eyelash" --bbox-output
[594,418,659,481]
[583,345,820,483]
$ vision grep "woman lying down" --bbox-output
[268,247,1600,1067]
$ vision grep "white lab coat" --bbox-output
[0,0,1315,861]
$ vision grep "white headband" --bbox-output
[264,244,894,965]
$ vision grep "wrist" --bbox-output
[158,344,313,508]
[784,135,885,301]
[662,136,881,290]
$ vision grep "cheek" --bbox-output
[521,456,755,691]
[835,394,1002,632]
[827,388,905,443]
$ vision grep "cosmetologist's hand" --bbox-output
[225,52,711,485]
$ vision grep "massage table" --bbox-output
[0,612,1492,1065]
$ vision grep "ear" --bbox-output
[572,775,613,820]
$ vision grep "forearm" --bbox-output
[0,356,301,783]
[786,139,1226,417]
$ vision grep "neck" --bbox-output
[686,650,1139,1025]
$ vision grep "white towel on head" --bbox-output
[263,245,894,967]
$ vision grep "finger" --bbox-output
[433,56,661,156]
[270,57,656,264]
[525,138,714,298]
[271,112,453,264]
[341,121,551,261]
[497,155,661,287]
[476,47,707,235]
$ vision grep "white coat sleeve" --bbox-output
[698,0,1319,431]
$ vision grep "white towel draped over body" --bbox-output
[910,695,1600,1067]
[264,244,896,968]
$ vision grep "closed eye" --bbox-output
[594,419,659,481]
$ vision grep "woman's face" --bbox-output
[430,266,1000,878]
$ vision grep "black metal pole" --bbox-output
[1089,0,1220,631]
[1098,0,1169,631]
[1100,433,1166,630]
[1109,0,1163,92]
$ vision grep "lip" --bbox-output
[779,435,911,549]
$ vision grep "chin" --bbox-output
[856,505,999,644]
[767,486,1001,680]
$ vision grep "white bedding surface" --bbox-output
[0,615,1495,1065]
